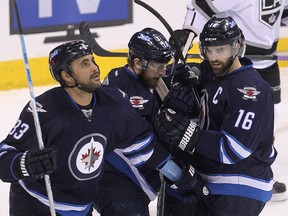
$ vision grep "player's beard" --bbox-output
[209,56,234,77]
[77,74,101,93]
[146,77,160,89]
[140,73,161,89]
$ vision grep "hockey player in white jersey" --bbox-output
[173,0,288,203]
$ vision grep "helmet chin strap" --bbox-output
[131,59,153,88]
[141,60,148,73]
[131,58,148,75]
[77,84,95,93]
[65,74,95,93]
[221,55,235,76]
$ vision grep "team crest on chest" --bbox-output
[237,87,261,101]
[69,133,106,181]
[130,96,148,109]
[260,0,282,28]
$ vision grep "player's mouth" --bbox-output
[91,74,100,81]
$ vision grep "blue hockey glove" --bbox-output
[13,145,58,180]
[154,108,200,152]
[172,63,201,88]
[171,164,210,200]
[163,84,195,116]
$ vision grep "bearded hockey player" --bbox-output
[156,16,277,216]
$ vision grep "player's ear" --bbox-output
[133,58,143,73]
[61,70,73,84]
[232,42,241,55]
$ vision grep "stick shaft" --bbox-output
[79,36,288,61]
[13,1,56,215]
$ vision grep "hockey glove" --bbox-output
[13,145,58,180]
[163,84,195,116]
[169,29,196,61]
[172,63,201,88]
[171,164,210,200]
[154,108,200,153]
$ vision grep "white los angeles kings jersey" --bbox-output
[183,0,288,69]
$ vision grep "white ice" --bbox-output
[1,68,288,215]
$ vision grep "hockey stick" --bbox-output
[241,54,288,61]
[78,35,288,61]
[79,22,127,58]
[13,1,56,215]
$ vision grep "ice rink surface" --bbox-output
[1,68,288,215]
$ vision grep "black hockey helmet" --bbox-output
[199,16,245,58]
[199,16,243,46]
[128,28,173,64]
[49,40,93,84]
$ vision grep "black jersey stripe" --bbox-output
[194,0,216,18]
[245,41,278,55]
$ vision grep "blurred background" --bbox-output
[1,1,287,215]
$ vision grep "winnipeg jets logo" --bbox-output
[69,133,106,181]
[237,87,260,101]
[81,139,102,171]
[28,101,47,113]
[260,0,281,28]
[138,33,152,42]
[130,96,148,109]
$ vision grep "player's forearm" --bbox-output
[144,139,172,170]
[0,148,23,182]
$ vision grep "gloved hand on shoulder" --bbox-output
[172,63,201,88]
[13,145,58,180]
[163,84,196,116]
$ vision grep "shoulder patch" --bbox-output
[237,87,261,101]
[130,96,149,109]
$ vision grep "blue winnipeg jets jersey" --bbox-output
[103,65,167,200]
[103,65,160,125]
[190,58,277,202]
[0,85,169,213]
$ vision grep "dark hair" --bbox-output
[49,40,92,85]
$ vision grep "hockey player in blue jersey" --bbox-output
[155,16,277,215]
[0,40,208,216]
[95,28,208,216]
[173,0,288,202]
